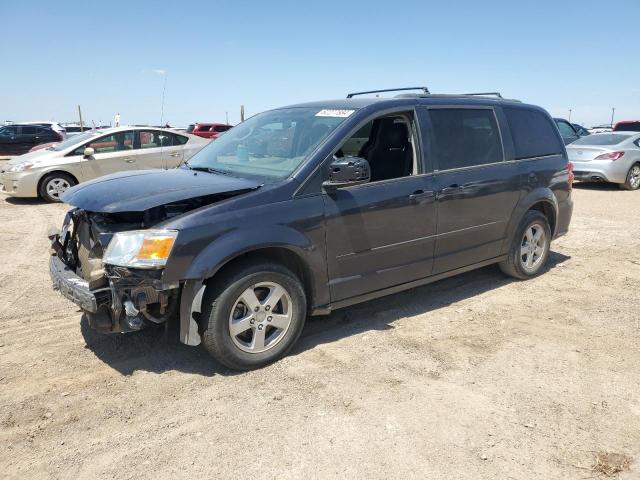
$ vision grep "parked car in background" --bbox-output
[613,120,640,132]
[21,121,67,139]
[589,124,613,134]
[0,124,63,156]
[572,124,590,136]
[554,118,580,144]
[48,90,573,370]
[187,123,232,140]
[567,132,640,190]
[0,127,208,202]
[63,125,92,136]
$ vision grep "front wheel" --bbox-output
[39,173,76,202]
[201,261,307,370]
[620,163,640,190]
[499,211,551,280]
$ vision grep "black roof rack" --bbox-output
[347,87,430,98]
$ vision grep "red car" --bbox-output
[186,123,232,140]
[613,120,640,132]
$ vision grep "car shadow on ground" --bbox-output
[573,182,620,191]
[81,251,570,377]
[4,196,48,206]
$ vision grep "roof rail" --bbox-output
[347,86,430,98]
[461,92,503,99]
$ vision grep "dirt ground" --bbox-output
[0,181,639,479]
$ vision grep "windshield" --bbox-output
[185,107,353,180]
[572,134,631,146]
[51,130,101,150]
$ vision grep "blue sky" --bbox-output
[2,0,639,127]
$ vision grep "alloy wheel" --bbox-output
[520,223,547,272]
[628,165,640,189]
[228,282,293,354]
[45,178,71,200]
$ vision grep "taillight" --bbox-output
[594,151,625,161]
[568,162,574,190]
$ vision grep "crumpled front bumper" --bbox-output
[49,255,109,313]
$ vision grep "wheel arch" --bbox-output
[502,188,559,254]
[176,227,329,347]
[37,169,78,197]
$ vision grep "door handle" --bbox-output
[409,190,435,201]
[440,183,465,193]
[169,153,181,157]
[124,158,136,163]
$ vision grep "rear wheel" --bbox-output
[39,173,76,202]
[620,163,640,190]
[201,261,307,370]
[499,210,551,280]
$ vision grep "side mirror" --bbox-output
[83,147,95,158]
[322,156,371,191]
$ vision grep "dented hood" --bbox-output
[62,168,261,213]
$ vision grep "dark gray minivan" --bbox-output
[50,89,573,370]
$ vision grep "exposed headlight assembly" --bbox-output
[103,230,178,268]
[8,162,34,172]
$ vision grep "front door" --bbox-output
[324,111,437,302]
[422,106,520,274]
[75,130,138,180]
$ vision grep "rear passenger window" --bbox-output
[139,130,171,149]
[504,107,563,159]
[429,109,503,170]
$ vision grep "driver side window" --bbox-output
[72,131,134,155]
[334,112,418,183]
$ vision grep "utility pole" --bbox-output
[159,72,168,126]
[240,105,245,122]
[568,109,572,122]
[610,107,616,127]
[77,105,84,132]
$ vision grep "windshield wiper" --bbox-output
[186,165,233,176]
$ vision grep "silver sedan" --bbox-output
[0,126,208,202]
[567,132,640,190]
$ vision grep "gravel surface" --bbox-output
[0,184,638,479]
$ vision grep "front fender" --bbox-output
[175,225,329,346]
[501,187,558,254]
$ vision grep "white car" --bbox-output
[588,124,613,134]
[0,126,208,202]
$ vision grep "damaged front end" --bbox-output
[48,167,262,343]
[49,208,182,334]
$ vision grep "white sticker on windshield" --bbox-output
[315,109,355,118]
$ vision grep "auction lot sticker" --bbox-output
[315,109,355,117]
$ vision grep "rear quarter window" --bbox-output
[173,134,188,145]
[504,107,563,159]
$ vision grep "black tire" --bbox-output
[620,163,640,191]
[201,261,307,370]
[39,172,76,202]
[499,210,551,280]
